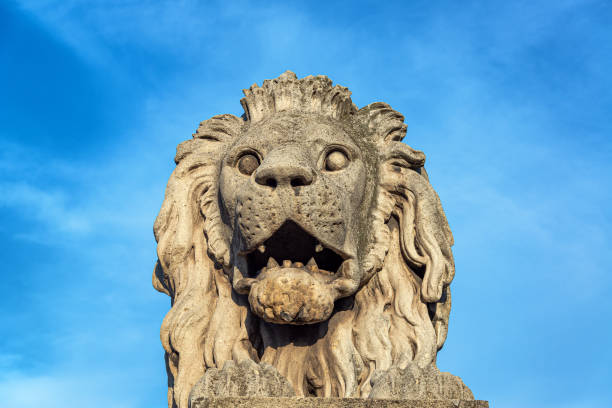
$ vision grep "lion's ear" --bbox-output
[379,142,454,304]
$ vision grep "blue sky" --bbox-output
[1,1,610,407]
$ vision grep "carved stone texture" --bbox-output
[189,360,295,399]
[370,366,474,400]
[189,398,489,408]
[154,71,480,408]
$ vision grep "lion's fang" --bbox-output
[307,257,319,272]
[267,257,279,268]
[258,245,266,253]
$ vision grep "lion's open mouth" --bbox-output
[245,221,348,278]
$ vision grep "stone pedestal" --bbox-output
[189,397,489,408]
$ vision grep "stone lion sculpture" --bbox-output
[153,71,474,408]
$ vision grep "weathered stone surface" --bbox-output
[189,397,489,408]
[370,366,474,400]
[189,360,295,399]
[154,71,483,408]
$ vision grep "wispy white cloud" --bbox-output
[0,181,92,236]
[0,134,163,245]
[16,0,213,66]
[0,141,99,244]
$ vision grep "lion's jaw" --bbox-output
[218,113,374,324]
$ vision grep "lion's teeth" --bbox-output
[257,245,266,253]
[267,257,279,268]
[307,257,319,272]
[293,262,304,268]
[315,243,323,253]
[282,260,292,268]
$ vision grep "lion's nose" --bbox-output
[255,162,314,189]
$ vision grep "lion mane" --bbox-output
[153,72,455,408]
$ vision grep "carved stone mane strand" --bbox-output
[240,71,356,122]
[153,72,459,408]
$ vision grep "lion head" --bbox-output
[153,72,456,407]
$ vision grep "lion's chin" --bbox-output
[248,266,335,325]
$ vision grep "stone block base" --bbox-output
[190,397,489,408]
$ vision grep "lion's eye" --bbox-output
[237,154,260,175]
[324,150,349,171]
